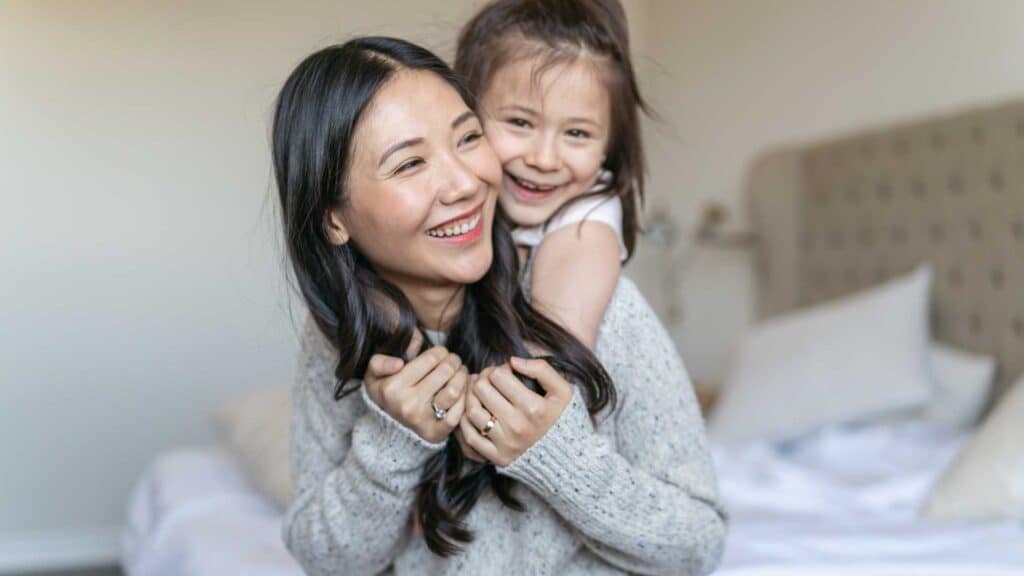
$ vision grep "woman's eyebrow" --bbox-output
[452,110,476,128]
[378,137,424,168]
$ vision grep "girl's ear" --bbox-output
[325,208,350,245]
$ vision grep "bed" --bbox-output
[121,98,1024,575]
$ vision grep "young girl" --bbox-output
[456,0,648,348]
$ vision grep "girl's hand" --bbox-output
[459,357,574,467]
[364,346,468,445]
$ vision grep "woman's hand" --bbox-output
[364,345,468,445]
[458,357,574,467]
[453,375,488,463]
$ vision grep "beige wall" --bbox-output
[637,0,1024,382]
[0,1,649,570]
[0,0,482,570]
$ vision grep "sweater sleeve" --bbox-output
[498,280,727,576]
[281,317,446,576]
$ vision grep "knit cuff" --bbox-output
[497,388,600,496]
[351,386,447,490]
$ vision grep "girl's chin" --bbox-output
[498,195,558,228]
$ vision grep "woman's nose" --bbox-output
[438,155,480,205]
[524,133,560,172]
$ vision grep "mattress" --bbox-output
[122,423,1024,575]
[121,447,302,576]
[713,421,1024,574]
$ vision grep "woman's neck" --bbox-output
[398,281,465,332]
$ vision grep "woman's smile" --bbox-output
[426,201,486,243]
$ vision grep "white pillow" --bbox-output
[210,385,292,509]
[922,374,1024,520]
[709,264,933,445]
[922,343,995,429]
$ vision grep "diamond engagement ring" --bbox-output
[431,400,447,421]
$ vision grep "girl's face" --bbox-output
[330,69,502,293]
[479,57,611,228]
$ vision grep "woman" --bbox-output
[274,37,725,576]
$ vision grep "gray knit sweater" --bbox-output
[282,276,727,575]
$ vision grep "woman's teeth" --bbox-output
[427,212,481,238]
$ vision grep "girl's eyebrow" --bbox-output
[499,104,537,116]
[567,116,600,128]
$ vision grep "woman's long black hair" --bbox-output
[272,36,615,557]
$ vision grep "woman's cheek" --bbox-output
[484,128,521,166]
[471,144,503,186]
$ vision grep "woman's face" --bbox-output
[331,69,502,293]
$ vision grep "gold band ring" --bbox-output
[481,418,496,437]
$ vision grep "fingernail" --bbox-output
[509,356,526,370]
[387,358,402,371]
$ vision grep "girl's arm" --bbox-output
[530,220,622,349]
[282,318,446,576]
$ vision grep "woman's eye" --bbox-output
[394,158,423,175]
[566,128,591,139]
[460,131,483,146]
[508,118,531,129]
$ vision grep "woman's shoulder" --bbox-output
[294,315,365,420]
[592,276,692,400]
[595,275,660,341]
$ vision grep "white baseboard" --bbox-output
[0,526,120,573]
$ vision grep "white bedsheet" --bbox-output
[713,421,1024,574]
[121,447,302,576]
[122,423,1024,576]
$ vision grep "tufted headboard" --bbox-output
[746,98,1024,399]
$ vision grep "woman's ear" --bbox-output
[325,208,350,245]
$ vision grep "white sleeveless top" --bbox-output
[510,194,628,262]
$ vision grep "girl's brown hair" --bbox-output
[455,0,650,260]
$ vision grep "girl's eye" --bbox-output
[394,158,424,175]
[566,128,591,139]
[508,118,532,129]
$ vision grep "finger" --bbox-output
[367,354,404,379]
[473,367,518,421]
[454,428,487,463]
[413,353,463,398]
[486,363,537,409]
[432,365,468,411]
[465,392,499,436]
[443,390,466,429]
[391,346,448,388]
[509,356,572,399]
[404,329,425,360]
[459,415,500,462]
